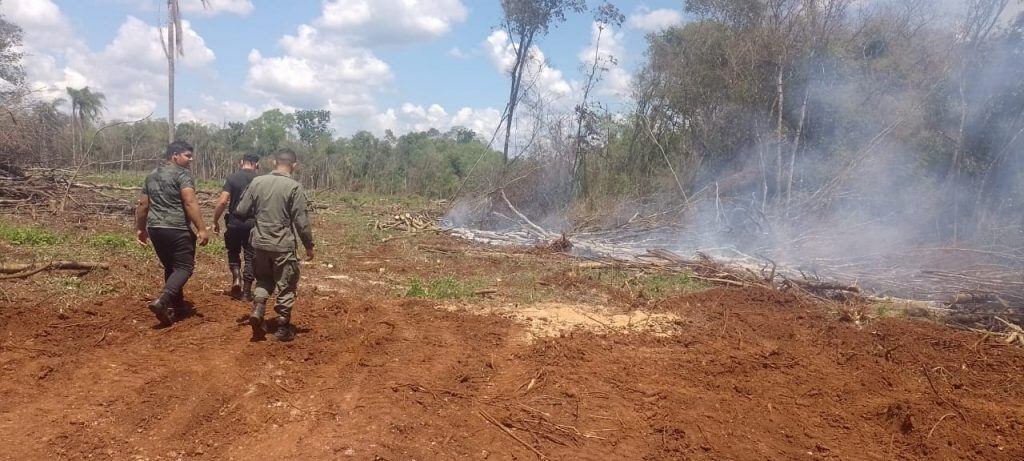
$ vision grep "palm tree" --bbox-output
[162,0,209,143]
[65,86,105,163]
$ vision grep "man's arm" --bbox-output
[212,191,230,235]
[134,194,151,245]
[181,188,209,246]
[290,185,315,260]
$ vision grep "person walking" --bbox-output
[135,141,210,326]
[234,148,314,341]
[213,153,260,301]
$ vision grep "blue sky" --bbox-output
[2,0,688,136]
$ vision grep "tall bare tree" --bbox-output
[499,0,586,165]
[161,0,209,143]
[571,2,624,197]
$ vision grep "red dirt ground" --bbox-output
[2,277,1023,460]
[1,201,1023,460]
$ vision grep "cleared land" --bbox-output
[1,187,1022,460]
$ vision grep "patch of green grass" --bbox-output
[581,268,709,299]
[82,170,220,192]
[42,274,116,297]
[406,278,428,297]
[200,238,227,256]
[46,275,82,291]
[87,233,149,259]
[326,210,393,247]
[88,233,133,249]
[405,276,481,300]
[81,171,149,188]
[0,224,60,246]
[194,177,222,191]
[638,273,710,297]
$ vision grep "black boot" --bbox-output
[229,266,243,299]
[173,292,194,319]
[248,300,267,341]
[147,293,175,326]
[267,316,295,342]
[240,280,253,302]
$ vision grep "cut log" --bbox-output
[0,261,111,280]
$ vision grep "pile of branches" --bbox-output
[376,212,437,232]
[1,165,136,215]
[0,166,225,215]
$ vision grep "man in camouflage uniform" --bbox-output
[213,153,260,301]
[234,148,314,341]
[135,141,210,326]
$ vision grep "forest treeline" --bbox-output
[1,101,504,198]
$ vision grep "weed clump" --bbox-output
[405,276,479,299]
[0,224,60,246]
[88,234,133,249]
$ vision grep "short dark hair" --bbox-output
[165,141,194,160]
[242,153,260,164]
[275,148,298,165]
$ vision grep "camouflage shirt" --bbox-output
[234,171,314,253]
[142,163,195,230]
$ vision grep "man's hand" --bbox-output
[197,229,210,246]
[304,247,315,261]
[213,222,221,235]
[136,228,149,245]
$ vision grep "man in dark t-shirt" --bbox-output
[213,153,260,300]
[135,141,210,326]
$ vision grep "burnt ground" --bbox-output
[1,192,1023,461]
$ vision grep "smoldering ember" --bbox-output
[1,1,1023,460]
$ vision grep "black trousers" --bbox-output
[224,224,254,283]
[149,227,196,302]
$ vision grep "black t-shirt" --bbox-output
[223,169,257,227]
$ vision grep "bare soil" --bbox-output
[1,204,1023,460]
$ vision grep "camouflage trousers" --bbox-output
[252,249,300,319]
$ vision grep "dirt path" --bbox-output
[2,283,1022,460]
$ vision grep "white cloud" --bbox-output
[117,98,159,121]
[71,16,216,120]
[9,1,218,121]
[181,0,254,16]
[0,0,76,50]
[627,8,684,32]
[246,24,391,114]
[245,0,467,135]
[101,16,214,75]
[317,0,467,44]
[451,107,504,139]
[372,104,503,138]
[484,30,572,101]
[178,94,259,124]
[19,52,88,102]
[448,46,472,60]
[578,22,631,98]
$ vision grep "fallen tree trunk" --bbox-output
[0,261,110,280]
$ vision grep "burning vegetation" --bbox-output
[446,0,1024,338]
